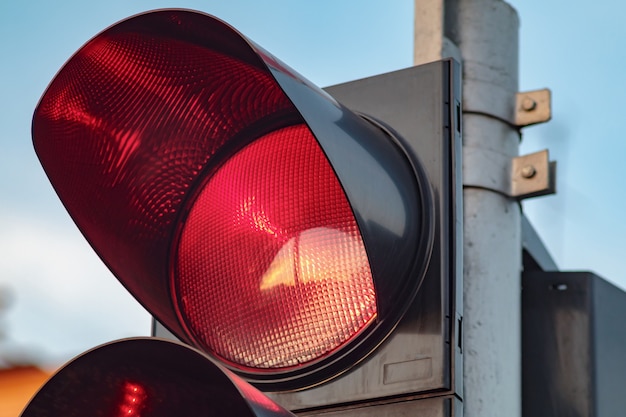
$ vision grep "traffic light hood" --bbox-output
[20,338,296,417]
[32,9,433,389]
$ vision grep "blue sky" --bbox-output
[1,1,625,366]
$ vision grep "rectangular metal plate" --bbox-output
[523,271,626,416]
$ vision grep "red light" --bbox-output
[118,381,147,417]
[32,11,430,388]
[173,124,377,370]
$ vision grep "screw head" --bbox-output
[521,97,537,112]
[521,165,536,179]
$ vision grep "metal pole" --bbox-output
[415,1,522,416]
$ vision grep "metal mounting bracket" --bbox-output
[511,150,557,199]
[515,89,551,127]
[463,148,556,200]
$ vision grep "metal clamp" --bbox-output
[463,148,556,200]
[511,150,556,199]
[515,89,551,127]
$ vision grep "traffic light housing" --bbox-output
[522,271,626,416]
[27,8,462,415]
[264,58,462,412]
[20,338,297,417]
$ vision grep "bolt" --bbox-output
[521,97,537,112]
[521,165,536,179]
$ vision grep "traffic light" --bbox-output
[27,8,462,416]
[20,337,297,417]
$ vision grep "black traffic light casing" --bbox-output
[153,59,464,412]
[29,8,462,416]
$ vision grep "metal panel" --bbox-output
[522,271,626,416]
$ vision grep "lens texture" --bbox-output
[174,124,377,370]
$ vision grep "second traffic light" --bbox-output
[21,338,297,417]
[31,8,462,413]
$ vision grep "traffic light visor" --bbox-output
[20,338,295,417]
[32,9,432,389]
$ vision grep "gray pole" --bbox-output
[415,1,522,416]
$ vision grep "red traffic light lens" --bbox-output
[20,338,296,417]
[174,123,376,370]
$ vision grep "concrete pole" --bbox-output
[415,1,522,416]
